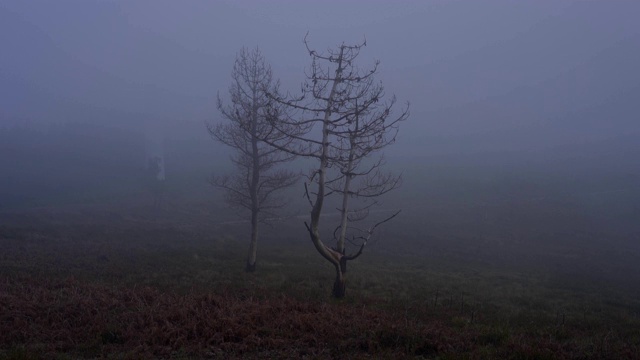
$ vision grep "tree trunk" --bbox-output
[246,208,258,272]
[246,87,260,273]
[337,174,352,254]
[332,257,348,298]
[337,107,359,254]
[332,264,346,298]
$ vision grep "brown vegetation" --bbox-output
[1,275,465,359]
[0,208,638,359]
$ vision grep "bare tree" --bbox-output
[263,36,409,297]
[208,47,300,272]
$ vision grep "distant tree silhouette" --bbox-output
[208,47,301,272]
[146,156,164,209]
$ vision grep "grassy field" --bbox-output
[1,203,639,359]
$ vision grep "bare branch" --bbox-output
[249,35,408,296]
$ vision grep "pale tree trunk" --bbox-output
[333,165,352,296]
[334,110,358,294]
[337,173,352,254]
[246,85,260,272]
[246,208,258,272]
[337,113,358,254]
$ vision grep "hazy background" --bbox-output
[1,1,639,280]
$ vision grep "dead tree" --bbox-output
[263,35,409,297]
[208,47,300,272]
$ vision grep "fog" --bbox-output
[1,1,639,281]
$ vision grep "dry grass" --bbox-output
[1,275,470,359]
[0,207,639,359]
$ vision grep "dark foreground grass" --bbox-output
[0,206,639,359]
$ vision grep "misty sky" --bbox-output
[1,1,639,156]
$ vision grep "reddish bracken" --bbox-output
[0,275,461,358]
[0,275,637,359]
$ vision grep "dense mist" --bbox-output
[2,1,639,269]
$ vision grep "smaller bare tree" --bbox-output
[208,47,300,272]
